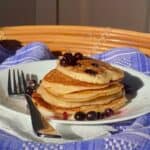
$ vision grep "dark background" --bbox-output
[0,0,150,32]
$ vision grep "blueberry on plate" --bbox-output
[104,108,114,117]
[74,111,86,121]
[86,111,97,120]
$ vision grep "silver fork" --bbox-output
[8,69,26,96]
[8,69,61,138]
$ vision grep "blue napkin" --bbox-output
[0,42,55,70]
[0,42,150,150]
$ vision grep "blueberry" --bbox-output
[104,108,114,117]
[74,53,83,60]
[84,69,97,75]
[70,56,77,66]
[61,53,78,66]
[63,53,74,64]
[25,86,34,95]
[74,111,86,121]
[97,112,105,119]
[27,79,37,88]
[63,53,73,59]
[60,58,68,66]
[91,63,99,67]
[27,79,39,91]
[86,111,97,120]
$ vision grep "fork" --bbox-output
[8,69,26,96]
[25,94,61,138]
[8,69,61,138]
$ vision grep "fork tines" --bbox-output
[8,69,26,95]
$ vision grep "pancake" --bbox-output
[59,83,123,102]
[41,69,112,95]
[57,57,124,84]
[37,86,123,108]
[32,92,127,119]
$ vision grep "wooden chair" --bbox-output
[0,25,150,56]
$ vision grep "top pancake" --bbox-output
[57,57,124,84]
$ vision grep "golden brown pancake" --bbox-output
[59,83,123,102]
[32,92,127,119]
[37,85,124,108]
[57,58,124,84]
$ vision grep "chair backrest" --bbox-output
[0,25,150,56]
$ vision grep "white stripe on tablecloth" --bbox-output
[102,52,137,61]
[125,130,150,140]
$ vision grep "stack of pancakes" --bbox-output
[32,55,127,120]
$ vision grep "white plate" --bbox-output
[0,60,150,124]
[0,60,150,139]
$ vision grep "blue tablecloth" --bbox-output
[0,42,150,150]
